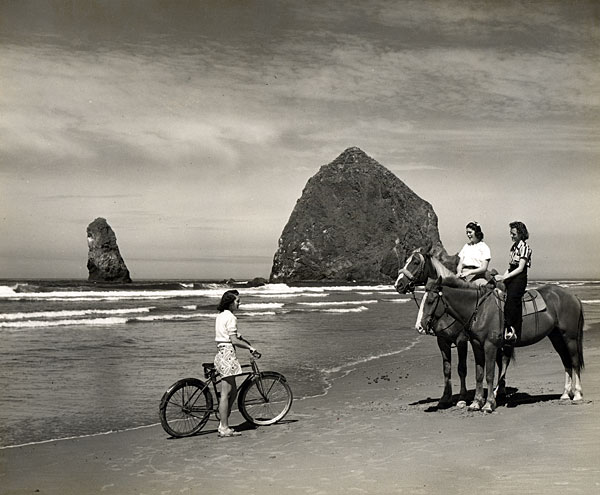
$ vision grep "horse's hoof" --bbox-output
[467,401,481,411]
[560,392,571,400]
[456,400,467,409]
[572,394,583,402]
[482,402,495,413]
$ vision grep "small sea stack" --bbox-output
[270,147,451,283]
[86,217,132,283]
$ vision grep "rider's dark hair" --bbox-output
[466,221,484,242]
[217,289,240,312]
[509,221,529,241]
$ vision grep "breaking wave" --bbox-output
[298,300,377,307]
[0,307,153,321]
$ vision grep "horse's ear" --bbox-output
[422,240,433,254]
[436,275,443,285]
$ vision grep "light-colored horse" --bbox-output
[394,247,457,295]
[417,277,584,413]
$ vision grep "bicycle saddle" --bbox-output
[202,363,215,378]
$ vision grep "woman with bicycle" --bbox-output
[214,289,260,437]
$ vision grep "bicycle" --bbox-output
[159,353,293,438]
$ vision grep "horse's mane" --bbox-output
[429,256,456,279]
[440,276,494,291]
[440,276,475,288]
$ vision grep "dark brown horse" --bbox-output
[394,249,470,408]
[417,277,584,412]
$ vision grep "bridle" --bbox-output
[422,287,456,335]
[422,284,495,336]
[396,252,426,297]
[396,252,439,315]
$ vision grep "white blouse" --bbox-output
[458,241,491,268]
[215,310,238,342]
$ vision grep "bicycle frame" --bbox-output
[199,359,262,412]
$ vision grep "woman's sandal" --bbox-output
[218,427,242,438]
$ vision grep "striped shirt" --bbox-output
[509,240,532,269]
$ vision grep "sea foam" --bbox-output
[304,306,369,313]
[0,307,153,321]
[1,317,129,329]
[298,300,378,307]
[241,302,285,310]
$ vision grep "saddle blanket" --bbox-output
[495,288,547,317]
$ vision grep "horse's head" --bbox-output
[415,277,446,335]
[394,249,427,294]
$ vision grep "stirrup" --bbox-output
[503,327,517,343]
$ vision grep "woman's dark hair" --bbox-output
[217,289,240,312]
[510,221,529,241]
[466,221,484,242]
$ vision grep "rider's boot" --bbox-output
[503,326,517,343]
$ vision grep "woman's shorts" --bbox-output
[214,343,242,378]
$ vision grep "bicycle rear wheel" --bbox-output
[159,378,213,437]
[238,372,293,426]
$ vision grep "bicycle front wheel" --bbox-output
[238,372,293,426]
[159,378,213,438]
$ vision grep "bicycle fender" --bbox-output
[258,371,287,383]
[163,377,205,396]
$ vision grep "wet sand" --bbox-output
[2,329,599,495]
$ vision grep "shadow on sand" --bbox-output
[410,387,563,413]
[499,389,562,408]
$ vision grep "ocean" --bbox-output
[1,279,599,449]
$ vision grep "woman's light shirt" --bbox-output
[215,310,238,342]
[459,242,491,268]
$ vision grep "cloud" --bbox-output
[2,6,598,182]
[1,1,599,279]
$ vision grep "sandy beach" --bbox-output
[3,324,599,495]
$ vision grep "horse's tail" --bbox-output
[577,297,585,371]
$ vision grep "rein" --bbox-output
[424,290,458,335]
[425,284,495,336]
[467,286,495,331]
[410,290,421,309]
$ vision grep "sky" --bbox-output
[1,0,599,280]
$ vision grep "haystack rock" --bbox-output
[86,217,132,283]
[270,147,454,283]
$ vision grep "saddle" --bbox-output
[202,362,216,378]
[494,289,547,317]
